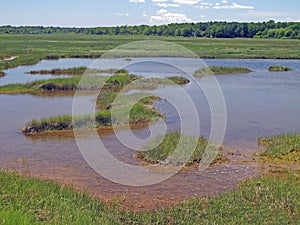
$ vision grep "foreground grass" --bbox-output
[0,169,299,224]
[137,132,227,166]
[268,65,293,72]
[258,133,300,163]
[194,66,252,77]
[1,34,300,70]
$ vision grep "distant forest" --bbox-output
[1,21,300,39]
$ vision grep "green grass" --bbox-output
[1,34,300,70]
[1,168,299,224]
[0,76,107,94]
[167,76,190,84]
[258,133,300,163]
[194,66,253,77]
[23,102,160,133]
[268,65,293,72]
[137,132,227,166]
[26,67,121,76]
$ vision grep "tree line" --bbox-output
[1,20,300,39]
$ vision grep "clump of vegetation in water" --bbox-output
[258,133,300,163]
[22,71,166,133]
[26,67,121,76]
[167,76,190,84]
[137,132,227,166]
[22,102,160,133]
[268,65,292,72]
[0,76,107,94]
[1,168,299,224]
[0,71,5,77]
[194,66,253,77]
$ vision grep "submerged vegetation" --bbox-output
[137,132,226,166]
[1,168,299,224]
[26,67,121,76]
[268,65,293,72]
[194,66,252,77]
[258,133,300,163]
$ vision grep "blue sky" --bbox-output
[1,0,299,27]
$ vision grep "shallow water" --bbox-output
[0,57,300,208]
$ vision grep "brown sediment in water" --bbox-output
[2,136,263,212]
[7,158,260,211]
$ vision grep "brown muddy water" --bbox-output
[1,58,300,210]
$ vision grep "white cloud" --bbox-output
[150,9,192,24]
[129,0,145,3]
[152,0,168,2]
[157,9,168,15]
[173,0,200,5]
[155,2,180,7]
[116,13,130,16]
[213,3,254,10]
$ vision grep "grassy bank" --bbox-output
[1,168,299,224]
[258,133,300,163]
[137,132,227,166]
[194,66,252,77]
[0,76,106,94]
[1,34,300,70]
[268,65,293,72]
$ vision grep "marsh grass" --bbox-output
[1,168,299,224]
[26,67,121,76]
[194,66,252,77]
[268,65,293,72]
[23,102,160,133]
[137,132,226,166]
[258,133,300,163]
[0,76,108,94]
[2,34,300,71]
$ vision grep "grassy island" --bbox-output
[26,67,121,76]
[268,65,293,72]
[137,132,227,166]
[20,71,189,133]
[194,66,252,77]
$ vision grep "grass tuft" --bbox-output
[137,132,227,166]
[258,133,300,163]
[194,66,252,77]
[268,65,293,72]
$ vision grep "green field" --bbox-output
[1,34,300,70]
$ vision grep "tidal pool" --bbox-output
[0,57,299,209]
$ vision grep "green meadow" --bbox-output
[1,34,300,70]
